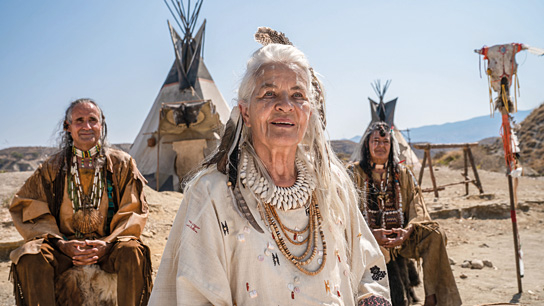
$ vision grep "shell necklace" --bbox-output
[240,151,316,210]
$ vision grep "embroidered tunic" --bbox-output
[150,166,390,305]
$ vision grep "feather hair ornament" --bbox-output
[230,185,264,233]
[254,27,293,46]
[254,27,327,128]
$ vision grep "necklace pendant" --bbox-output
[81,195,92,209]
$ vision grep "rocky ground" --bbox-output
[1,166,543,305]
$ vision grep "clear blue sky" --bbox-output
[1,0,543,149]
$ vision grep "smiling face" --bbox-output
[239,63,312,156]
[65,102,103,151]
[368,130,391,165]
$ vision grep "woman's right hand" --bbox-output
[371,228,394,246]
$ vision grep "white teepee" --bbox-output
[130,0,230,191]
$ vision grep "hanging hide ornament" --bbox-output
[147,136,156,147]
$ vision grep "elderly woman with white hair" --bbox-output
[149,28,391,306]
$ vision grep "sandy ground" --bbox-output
[0,166,543,305]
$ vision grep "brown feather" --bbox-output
[254,27,293,46]
[233,186,264,233]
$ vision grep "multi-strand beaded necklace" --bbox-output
[67,145,104,236]
[263,192,327,275]
[361,168,404,229]
[241,151,326,275]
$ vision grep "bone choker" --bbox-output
[239,150,316,210]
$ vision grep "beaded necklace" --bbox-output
[240,150,325,275]
[263,192,327,276]
[361,168,404,229]
[240,151,316,211]
[72,144,100,167]
[67,147,105,236]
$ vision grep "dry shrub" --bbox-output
[433,150,462,166]
[431,144,506,173]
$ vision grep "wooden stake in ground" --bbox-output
[501,112,524,293]
[473,43,539,294]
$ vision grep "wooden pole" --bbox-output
[157,130,160,191]
[508,174,523,293]
[157,107,161,191]
[467,147,484,194]
[463,148,469,195]
[425,148,439,198]
[418,149,427,186]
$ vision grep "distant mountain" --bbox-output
[345,110,531,144]
[348,135,362,143]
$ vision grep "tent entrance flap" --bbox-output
[155,99,221,191]
[172,139,208,183]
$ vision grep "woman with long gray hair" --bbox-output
[150,28,390,305]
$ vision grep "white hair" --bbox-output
[236,44,359,272]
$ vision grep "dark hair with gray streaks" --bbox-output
[359,121,398,179]
[58,98,108,168]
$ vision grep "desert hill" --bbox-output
[0,144,131,172]
[518,103,544,174]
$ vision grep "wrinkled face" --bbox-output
[368,130,391,165]
[240,63,312,153]
[65,102,103,151]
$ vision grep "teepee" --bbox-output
[130,0,230,191]
[351,80,421,170]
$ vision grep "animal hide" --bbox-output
[171,101,206,127]
[55,265,117,306]
[386,255,420,306]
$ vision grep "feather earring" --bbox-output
[223,108,264,233]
